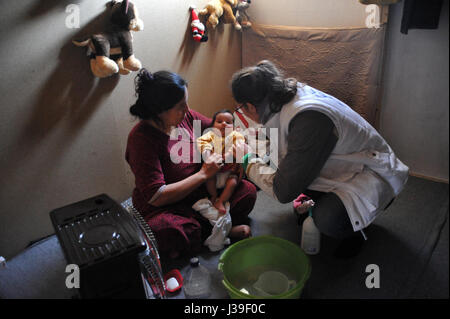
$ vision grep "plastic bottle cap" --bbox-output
[308,207,313,217]
[190,257,199,267]
[166,277,180,291]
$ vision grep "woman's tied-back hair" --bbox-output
[231,60,297,114]
[130,68,187,122]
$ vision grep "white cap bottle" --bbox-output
[301,208,321,255]
[183,257,211,299]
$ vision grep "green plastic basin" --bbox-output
[218,235,311,299]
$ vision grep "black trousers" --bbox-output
[302,189,355,239]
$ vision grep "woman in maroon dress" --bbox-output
[126,69,257,259]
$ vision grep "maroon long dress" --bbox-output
[126,109,257,258]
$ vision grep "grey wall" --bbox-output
[379,1,449,182]
[247,0,368,27]
[0,0,241,259]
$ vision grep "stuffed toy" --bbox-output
[198,0,241,30]
[189,5,208,42]
[235,0,252,29]
[72,0,144,78]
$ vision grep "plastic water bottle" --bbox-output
[183,257,211,299]
[301,208,321,255]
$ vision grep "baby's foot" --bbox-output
[213,199,227,215]
[229,225,251,239]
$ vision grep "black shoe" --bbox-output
[333,234,365,259]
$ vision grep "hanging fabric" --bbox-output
[401,0,444,34]
[242,25,386,126]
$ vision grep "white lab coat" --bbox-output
[246,83,409,232]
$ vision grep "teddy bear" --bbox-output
[235,0,252,29]
[72,0,144,78]
[198,0,241,31]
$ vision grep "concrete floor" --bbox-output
[163,176,449,299]
[0,177,447,299]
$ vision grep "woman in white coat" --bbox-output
[231,60,409,258]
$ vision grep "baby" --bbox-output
[197,110,245,214]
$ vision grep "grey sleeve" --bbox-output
[273,110,338,203]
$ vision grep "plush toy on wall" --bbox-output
[198,0,241,30]
[235,0,252,29]
[189,5,208,42]
[72,0,144,78]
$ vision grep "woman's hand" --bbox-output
[151,152,222,207]
[200,152,223,179]
[232,141,253,161]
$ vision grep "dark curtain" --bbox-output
[401,0,444,34]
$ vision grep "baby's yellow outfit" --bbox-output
[197,130,245,188]
[196,130,245,156]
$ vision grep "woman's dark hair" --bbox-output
[231,60,297,114]
[130,68,187,122]
[211,109,234,126]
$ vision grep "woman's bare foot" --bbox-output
[229,225,251,239]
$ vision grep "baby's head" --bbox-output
[211,109,235,137]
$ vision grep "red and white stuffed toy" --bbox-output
[190,5,208,42]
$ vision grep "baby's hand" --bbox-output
[223,150,234,164]
[201,153,223,179]
[202,149,212,162]
[232,141,252,160]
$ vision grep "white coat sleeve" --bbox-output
[244,156,279,201]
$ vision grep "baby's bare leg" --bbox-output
[214,175,239,214]
[206,177,218,203]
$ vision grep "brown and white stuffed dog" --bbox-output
[198,0,241,30]
[73,0,144,78]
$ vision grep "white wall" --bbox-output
[0,0,241,259]
[379,1,449,182]
[247,0,369,27]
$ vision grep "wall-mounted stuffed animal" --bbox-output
[190,5,208,42]
[235,0,252,29]
[198,0,241,30]
[72,0,144,78]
